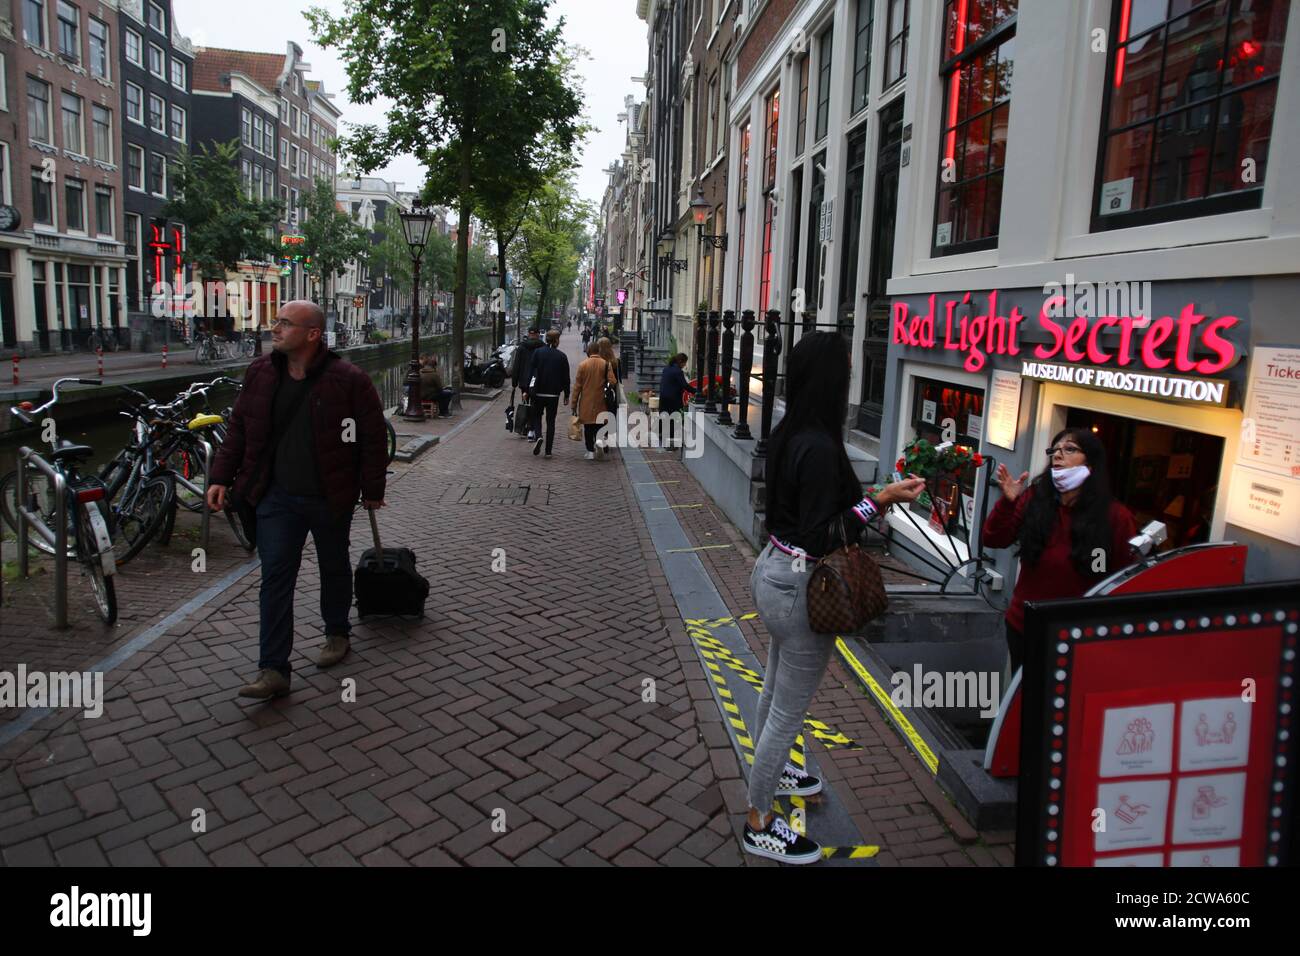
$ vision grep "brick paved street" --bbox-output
[0,329,1009,866]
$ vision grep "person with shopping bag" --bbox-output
[571,340,618,461]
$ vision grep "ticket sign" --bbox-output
[1016,582,1298,868]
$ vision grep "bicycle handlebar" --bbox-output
[9,376,99,422]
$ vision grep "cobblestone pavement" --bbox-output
[0,329,1009,866]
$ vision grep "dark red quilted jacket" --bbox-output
[210,346,387,518]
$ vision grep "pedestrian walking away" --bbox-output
[526,328,571,458]
[207,300,389,701]
[571,340,618,461]
[743,332,924,864]
[596,337,622,386]
[982,428,1136,674]
[511,326,546,440]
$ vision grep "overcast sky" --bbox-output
[175,0,647,213]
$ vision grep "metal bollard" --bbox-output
[162,344,168,369]
[733,311,756,441]
[754,310,782,458]
[11,355,18,386]
[705,311,720,415]
[97,346,104,378]
[717,311,736,427]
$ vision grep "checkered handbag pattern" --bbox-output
[806,543,888,634]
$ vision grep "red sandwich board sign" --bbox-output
[1016,581,1298,868]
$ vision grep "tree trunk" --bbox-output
[453,148,473,390]
[496,246,509,346]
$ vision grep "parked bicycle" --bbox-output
[2,377,117,623]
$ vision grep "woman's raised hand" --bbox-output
[995,463,1030,501]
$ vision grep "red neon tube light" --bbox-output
[1114,0,1133,88]
[944,0,969,164]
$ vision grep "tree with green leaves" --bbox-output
[308,0,586,387]
[299,177,372,312]
[511,173,592,324]
[162,140,282,318]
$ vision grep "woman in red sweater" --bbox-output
[982,428,1136,673]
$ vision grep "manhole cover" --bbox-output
[459,484,531,505]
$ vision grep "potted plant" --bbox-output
[894,438,986,525]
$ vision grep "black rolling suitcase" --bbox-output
[355,509,429,618]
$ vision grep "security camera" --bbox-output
[815,161,827,176]
[1128,521,1168,560]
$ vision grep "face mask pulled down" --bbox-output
[1052,464,1090,493]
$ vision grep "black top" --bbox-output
[764,429,868,557]
[528,346,572,399]
[272,375,321,497]
[658,364,694,413]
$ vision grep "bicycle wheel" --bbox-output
[77,500,117,625]
[242,335,256,358]
[112,474,175,566]
[386,418,398,464]
[0,468,70,555]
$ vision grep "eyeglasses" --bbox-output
[1046,443,1084,457]
[272,318,316,330]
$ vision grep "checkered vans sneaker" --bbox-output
[775,764,823,797]
[742,815,822,864]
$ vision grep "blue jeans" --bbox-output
[255,484,355,677]
[747,543,833,815]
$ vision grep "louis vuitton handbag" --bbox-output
[806,519,888,634]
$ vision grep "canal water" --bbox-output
[1,327,506,476]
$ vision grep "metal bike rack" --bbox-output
[198,438,213,549]
[15,446,69,629]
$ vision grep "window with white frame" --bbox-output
[126,82,143,124]
[56,1,78,62]
[95,185,113,237]
[814,27,833,141]
[147,1,165,33]
[32,168,55,226]
[1094,0,1291,231]
[27,76,53,144]
[851,0,873,115]
[65,176,86,231]
[932,0,1017,255]
[242,107,252,145]
[148,43,164,78]
[61,91,84,154]
[149,151,166,196]
[23,0,48,48]
[0,143,10,204]
[127,144,144,189]
[170,104,185,142]
[125,212,140,258]
[147,92,164,132]
[253,114,263,153]
[281,139,288,168]
[884,0,909,88]
[280,99,289,124]
[0,55,7,112]
[124,28,141,66]
[89,18,110,80]
[171,59,186,90]
[92,103,112,163]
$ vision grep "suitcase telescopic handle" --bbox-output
[367,507,383,553]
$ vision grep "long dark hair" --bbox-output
[767,332,858,507]
[1017,428,1116,575]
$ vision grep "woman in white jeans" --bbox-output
[743,332,924,864]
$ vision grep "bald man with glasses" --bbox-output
[208,301,388,700]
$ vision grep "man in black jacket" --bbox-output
[527,329,571,458]
[510,327,546,440]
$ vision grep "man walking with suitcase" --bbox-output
[207,301,388,700]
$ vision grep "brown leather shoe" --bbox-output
[238,669,290,700]
[316,634,350,668]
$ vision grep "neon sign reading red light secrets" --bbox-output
[892,292,1239,375]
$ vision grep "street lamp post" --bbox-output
[400,203,436,421]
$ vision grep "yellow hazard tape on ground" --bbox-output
[834,637,939,776]
[821,845,880,860]
[691,627,862,753]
